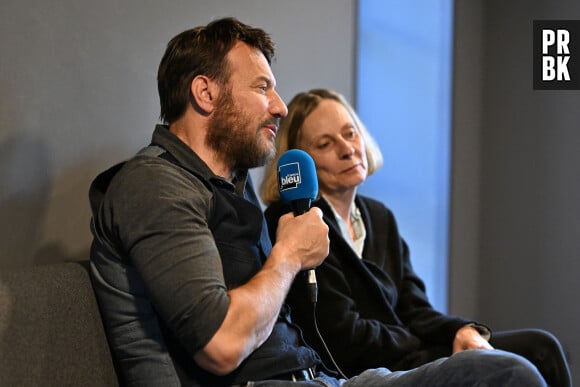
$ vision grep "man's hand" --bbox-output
[452,325,494,353]
[275,207,329,271]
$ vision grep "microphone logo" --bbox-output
[278,161,302,191]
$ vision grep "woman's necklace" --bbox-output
[351,205,364,240]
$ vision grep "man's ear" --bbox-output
[191,75,219,114]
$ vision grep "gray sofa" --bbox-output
[0,261,120,386]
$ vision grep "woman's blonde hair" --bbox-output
[260,88,383,205]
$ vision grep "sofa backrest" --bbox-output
[0,261,119,386]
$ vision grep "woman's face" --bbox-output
[298,99,368,196]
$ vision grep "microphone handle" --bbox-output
[290,198,312,216]
[290,199,318,303]
[306,269,318,303]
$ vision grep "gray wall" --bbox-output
[0,0,356,269]
[451,0,580,383]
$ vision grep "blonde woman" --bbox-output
[261,88,570,387]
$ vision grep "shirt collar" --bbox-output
[151,124,248,195]
[320,195,366,258]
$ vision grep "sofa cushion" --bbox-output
[0,261,119,386]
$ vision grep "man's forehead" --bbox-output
[226,42,275,83]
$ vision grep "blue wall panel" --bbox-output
[357,0,453,311]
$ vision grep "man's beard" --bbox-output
[206,90,277,170]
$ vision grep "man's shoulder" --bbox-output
[121,153,210,190]
[97,153,214,213]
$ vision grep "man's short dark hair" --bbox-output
[157,17,275,124]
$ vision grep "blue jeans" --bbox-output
[239,349,547,387]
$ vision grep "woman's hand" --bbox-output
[452,325,494,353]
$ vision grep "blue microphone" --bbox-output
[277,149,319,303]
[277,149,318,215]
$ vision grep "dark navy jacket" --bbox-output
[265,196,473,377]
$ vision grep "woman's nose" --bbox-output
[338,138,355,159]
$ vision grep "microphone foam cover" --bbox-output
[277,149,318,204]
